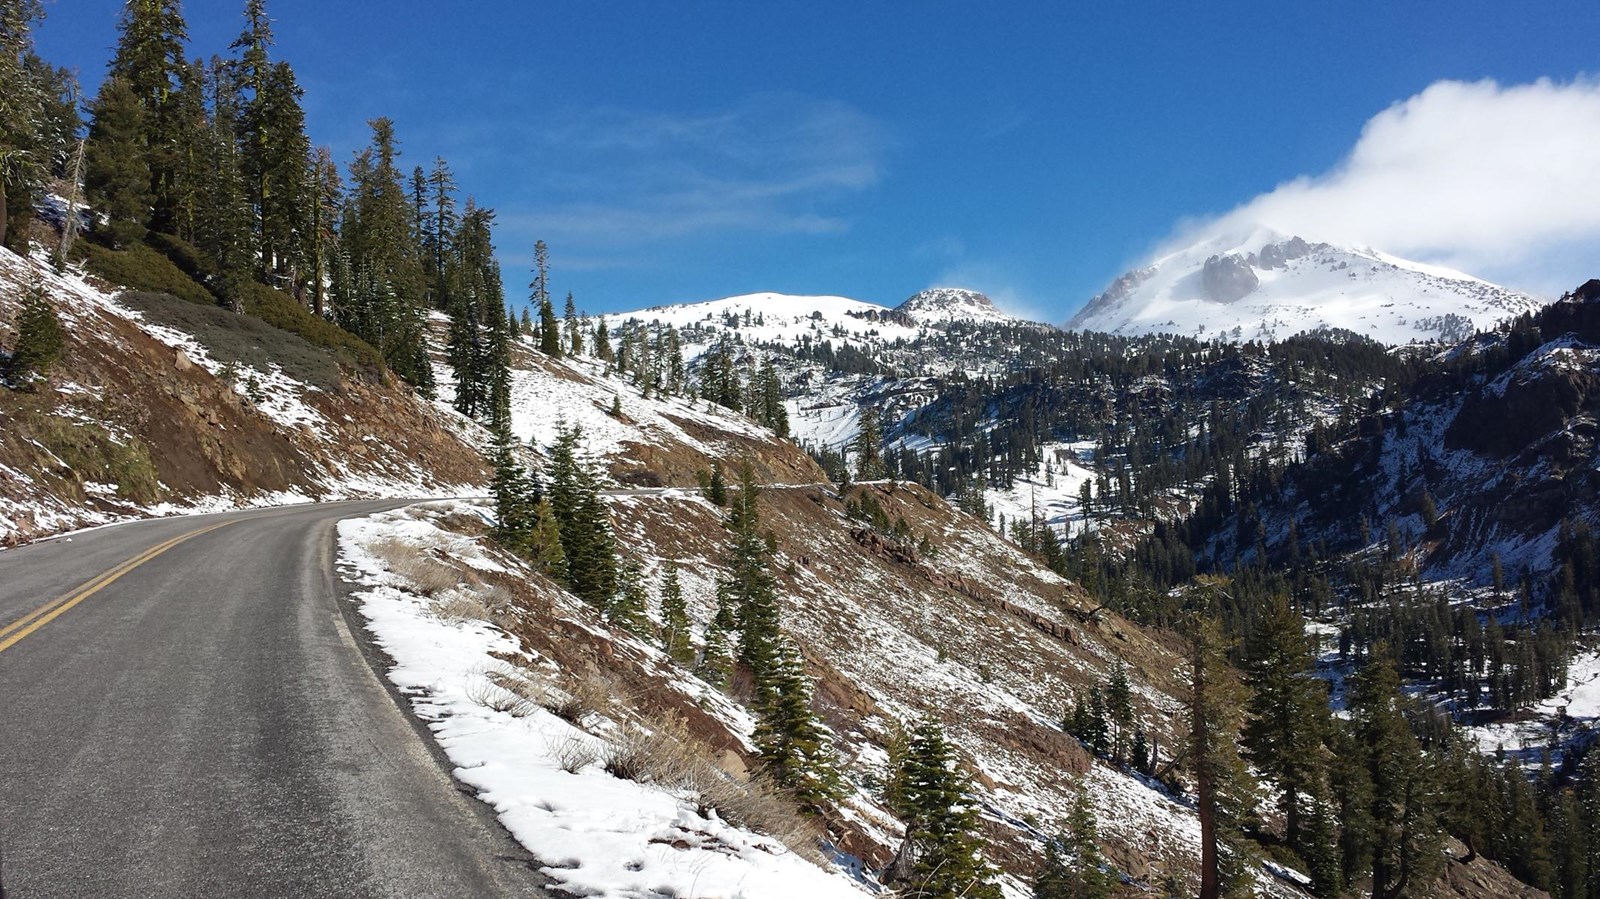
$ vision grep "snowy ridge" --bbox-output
[618,288,1037,364]
[1068,227,1545,344]
[892,288,1023,327]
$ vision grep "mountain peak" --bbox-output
[1068,229,1545,344]
[894,287,1021,326]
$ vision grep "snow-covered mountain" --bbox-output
[1067,228,1546,344]
[891,287,1020,326]
[618,288,1038,361]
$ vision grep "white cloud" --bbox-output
[503,94,889,245]
[1188,77,1600,292]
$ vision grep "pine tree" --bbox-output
[546,423,617,606]
[1346,647,1443,899]
[0,0,52,251]
[1241,594,1328,855]
[230,1,310,289]
[854,412,884,480]
[608,559,652,638]
[750,638,840,809]
[107,0,187,232]
[726,460,780,684]
[1185,599,1256,899]
[893,718,1001,899]
[4,275,63,388]
[1105,661,1134,765]
[445,201,509,425]
[526,497,564,581]
[84,74,150,248]
[306,145,341,317]
[563,291,582,356]
[697,579,737,687]
[336,117,431,389]
[489,427,539,554]
[425,156,457,299]
[195,57,253,303]
[659,562,694,665]
[530,239,561,357]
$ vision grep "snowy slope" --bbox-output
[1067,227,1545,344]
[618,288,1038,363]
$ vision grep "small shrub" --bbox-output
[551,734,600,774]
[464,668,539,718]
[369,538,468,598]
[82,240,214,306]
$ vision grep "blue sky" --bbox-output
[36,1,1600,319]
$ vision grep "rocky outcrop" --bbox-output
[1200,253,1259,303]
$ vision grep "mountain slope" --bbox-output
[1069,228,1545,344]
[0,247,486,545]
[1198,279,1600,590]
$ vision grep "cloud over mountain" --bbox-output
[1185,78,1600,292]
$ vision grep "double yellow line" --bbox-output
[0,520,235,654]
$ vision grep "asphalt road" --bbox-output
[0,500,549,899]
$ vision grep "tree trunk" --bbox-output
[0,182,11,254]
[1195,641,1220,899]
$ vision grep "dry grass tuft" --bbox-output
[551,733,601,774]
[464,666,540,718]
[600,713,824,862]
[370,537,472,598]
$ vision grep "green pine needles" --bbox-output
[5,277,65,389]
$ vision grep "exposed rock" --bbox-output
[1200,253,1259,303]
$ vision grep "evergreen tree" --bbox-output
[306,145,341,317]
[593,316,613,362]
[697,579,737,687]
[108,0,187,232]
[445,200,510,425]
[0,0,56,251]
[194,57,252,302]
[608,558,651,638]
[425,156,457,298]
[230,1,310,289]
[1346,648,1443,899]
[4,274,63,388]
[659,562,694,665]
[528,496,565,580]
[563,291,582,356]
[854,412,884,480]
[84,74,150,248]
[336,117,431,389]
[726,460,780,684]
[1185,601,1256,899]
[751,638,840,809]
[531,239,561,356]
[547,423,617,606]
[892,718,1001,899]
[1105,661,1134,765]
[489,427,539,554]
[1241,594,1328,855]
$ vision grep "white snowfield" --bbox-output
[337,503,871,899]
[1067,226,1545,344]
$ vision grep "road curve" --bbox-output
[0,500,549,899]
